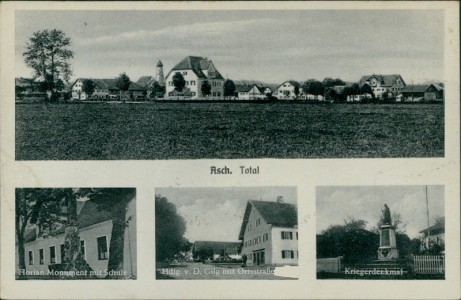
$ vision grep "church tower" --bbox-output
[156,60,164,86]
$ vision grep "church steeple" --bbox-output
[156,60,164,86]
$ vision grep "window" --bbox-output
[281,231,293,240]
[97,236,108,260]
[248,224,251,232]
[28,250,33,265]
[182,71,188,75]
[281,250,294,259]
[60,244,66,263]
[191,92,196,96]
[50,246,56,264]
[39,248,44,264]
[256,219,261,226]
[80,240,86,260]
[296,232,298,240]
[217,92,221,97]
[191,81,196,85]
[186,81,189,85]
[212,92,216,97]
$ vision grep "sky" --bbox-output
[316,185,444,238]
[156,187,297,242]
[15,9,444,84]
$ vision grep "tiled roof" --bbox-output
[419,222,444,234]
[136,76,156,87]
[168,56,225,80]
[239,200,297,240]
[48,200,115,236]
[359,74,404,87]
[401,84,429,93]
[193,241,241,253]
[235,84,259,93]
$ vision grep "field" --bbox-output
[15,102,444,160]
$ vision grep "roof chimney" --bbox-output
[277,196,284,203]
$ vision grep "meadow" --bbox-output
[15,102,444,160]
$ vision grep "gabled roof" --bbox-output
[25,199,119,241]
[167,56,225,80]
[275,80,300,90]
[235,84,260,93]
[193,241,241,253]
[429,83,444,92]
[401,84,429,93]
[136,76,156,87]
[238,200,298,240]
[359,74,405,87]
[419,222,444,234]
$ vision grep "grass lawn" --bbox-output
[15,102,444,160]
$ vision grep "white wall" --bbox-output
[271,227,298,266]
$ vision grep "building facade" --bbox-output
[273,81,301,100]
[164,56,225,99]
[16,198,137,279]
[236,84,264,100]
[239,198,298,267]
[358,74,406,99]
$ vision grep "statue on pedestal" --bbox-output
[378,204,399,261]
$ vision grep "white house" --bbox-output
[273,81,301,100]
[239,197,298,267]
[164,56,225,99]
[358,74,406,99]
[16,198,137,279]
[236,84,264,100]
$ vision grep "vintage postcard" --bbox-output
[1,1,459,299]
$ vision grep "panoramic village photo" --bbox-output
[155,187,298,280]
[316,185,445,280]
[15,188,137,280]
[14,9,445,160]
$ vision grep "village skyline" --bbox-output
[15,10,444,84]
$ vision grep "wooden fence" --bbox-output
[317,257,342,273]
[413,255,445,274]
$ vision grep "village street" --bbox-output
[157,262,296,280]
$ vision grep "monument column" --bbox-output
[378,204,399,260]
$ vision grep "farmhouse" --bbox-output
[400,84,444,102]
[239,197,298,266]
[235,84,264,100]
[358,74,406,99]
[192,241,241,261]
[165,56,225,99]
[16,198,137,279]
[71,78,146,100]
[273,81,301,100]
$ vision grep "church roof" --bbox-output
[156,60,163,67]
[238,200,298,240]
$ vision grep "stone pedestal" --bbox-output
[378,225,399,260]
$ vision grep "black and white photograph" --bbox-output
[155,187,298,280]
[15,188,137,280]
[316,185,445,280]
[15,9,445,160]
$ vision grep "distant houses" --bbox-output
[192,241,241,261]
[70,78,145,100]
[239,197,298,266]
[15,56,444,103]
